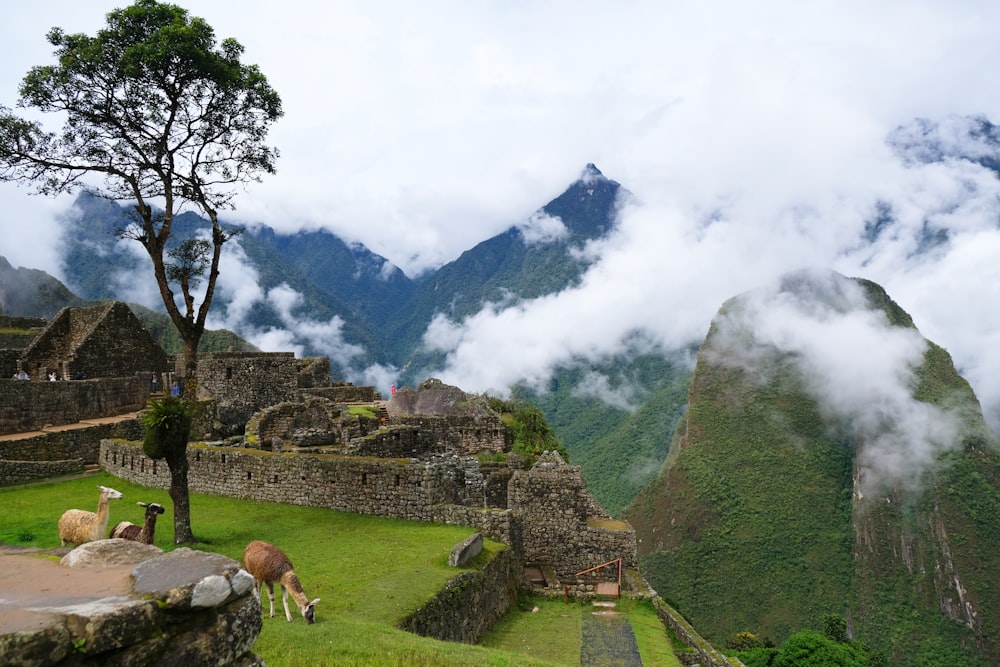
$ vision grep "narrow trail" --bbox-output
[580,603,642,667]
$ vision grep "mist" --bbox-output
[703,270,962,497]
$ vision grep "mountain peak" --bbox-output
[580,163,605,183]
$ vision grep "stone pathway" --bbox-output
[580,604,642,667]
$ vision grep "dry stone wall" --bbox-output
[101,441,636,591]
[509,452,636,581]
[0,418,142,486]
[295,356,333,388]
[102,440,466,521]
[0,377,146,435]
[20,302,170,381]
[399,546,519,643]
[306,384,377,402]
[394,415,508,456]
[192,353,299,428]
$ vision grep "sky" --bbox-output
[4,1,1000,435]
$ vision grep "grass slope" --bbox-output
[1,472,678,666]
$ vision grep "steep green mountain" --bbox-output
[392,163,627,378]
[0,255,86,317]
[127,303,259,355]
[624,271,1000,666]
[514,349,692,517]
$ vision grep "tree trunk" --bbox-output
[166,443,196,544]
[182,337,199,398]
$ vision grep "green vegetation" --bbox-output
[0,473,678,666]
[626,278,1000,666]
[515,350,692,516]
[487,397,568,466]
[129,302,259,354]
[481,596,581,663]
[348,405,377,419]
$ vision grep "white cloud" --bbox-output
[1,0,1000,433]
[516,212,568,245]
[704,271,962,497]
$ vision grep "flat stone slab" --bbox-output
[0,552,134,634]
[0,541,261,665]
[448,532,483,567]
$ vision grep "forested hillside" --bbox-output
[625,271,1000,666]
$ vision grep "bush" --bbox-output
[141,396,192,460]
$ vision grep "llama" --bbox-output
[109,502,165,544]
[58,485,123,547]
[242,540,320,623]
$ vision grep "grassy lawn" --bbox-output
[1,472,676,666]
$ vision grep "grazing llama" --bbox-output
[58,485,123,547]
[109,502,166,544]
[242,540,320,623]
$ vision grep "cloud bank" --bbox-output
[2,2,1000,436]
[703,270,962,497]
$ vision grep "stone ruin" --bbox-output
[1,304,647,662]
[16,301,170,382]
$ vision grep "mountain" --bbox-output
[0,255,86,318]
[55,164,627,382]
[44,165,661,514]
[623,270,1000,666]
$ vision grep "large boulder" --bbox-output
[1,541,262,666]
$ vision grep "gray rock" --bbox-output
[449,532,484,567]
[132,548,245,610]
[59,538,163,568]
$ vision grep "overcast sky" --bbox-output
[4,1,1000,431]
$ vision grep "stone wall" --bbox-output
[303,382,378,402]
[0,315,47,329]
[192,352,299,428]
[509,452,636,581]
[393,415,508,456]
[0,350,22,380]
[651,595,745,667]
[0,459,84,485]
[0,377,146,435]
[0,419,142,485]
[295,356,333,388]
[102,440,465,521]
[101,441,637,590]
[245,398,349,450]
[399,545,519,643]
[0,332,37,349]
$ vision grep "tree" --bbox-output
[0,0,282,392]
[141,396,193,543]
[0,0,282,543]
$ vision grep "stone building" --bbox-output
[18,301,170,381]
[0,315,46,378]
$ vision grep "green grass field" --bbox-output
[1,472,677,666]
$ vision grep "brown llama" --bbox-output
[109,502,166,544]
[242,540,320,623]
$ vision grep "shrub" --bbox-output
[141,397,192,460]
